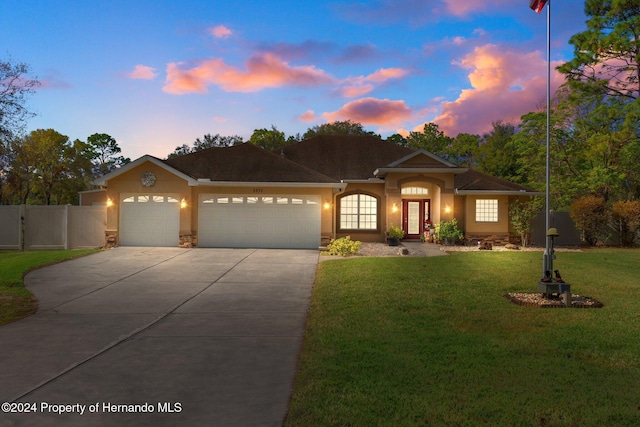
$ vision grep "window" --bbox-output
[401,187,428,196]
[339,194,378,230]
[476,199,498,222]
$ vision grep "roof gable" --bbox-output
[387,149,457,168]
[92,155,198,186]
[164,143,338,183]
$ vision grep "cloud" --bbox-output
[128,65,157,80]
[163,53,337,94]
[323,98,414,128]
[428,44,565,136]
[299,110,317,123]
[37,70,72,90]
[338,67,409,97]
[208,25,233,39]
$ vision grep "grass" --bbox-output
[286,249,640,426]
[0,249,100,326]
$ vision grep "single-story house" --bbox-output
[81,135,540,248]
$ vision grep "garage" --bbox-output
[119,194,180,246]
[198,194,321,248]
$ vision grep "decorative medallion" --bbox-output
[140,171,156,187]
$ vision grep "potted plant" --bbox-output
[386,225,405,246]
[435,218,464,246]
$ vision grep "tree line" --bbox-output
[1,2,638,243]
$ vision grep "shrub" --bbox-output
[611,200,640,247]
[327,236,361,256]
[570,195,607,246]
[509,198,542,247]
[435,218,464,242]
[387,225,405,239]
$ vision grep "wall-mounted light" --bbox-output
[392,203,399,213]
[323,201,332,210]
[106,198,114,207]
[444,206,451,214]
[180,198,188,209]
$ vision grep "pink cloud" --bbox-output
[323,98,414,128]
[443,0,513,17]
[163,54,336,94]
[338,67,410,97]
[208,25,233,39]
[299,110,317,122]
[128,65,157,80]
[428,44,564,136]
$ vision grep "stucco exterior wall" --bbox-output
[463,194,511,241]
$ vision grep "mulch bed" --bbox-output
[504,292,603,308]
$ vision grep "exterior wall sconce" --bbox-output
[392,203,399,213]
[323,201,332,210]
[444,206,452,214]
[106,198,114,207]
[180,198,187,209]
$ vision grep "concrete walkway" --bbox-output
[0,247,318,427]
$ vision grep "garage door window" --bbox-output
[339,193,378,231]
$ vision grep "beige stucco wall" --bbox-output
[463,195,510,235]
[335,182,386,242]
[102,162,192,241]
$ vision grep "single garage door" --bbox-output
[198,194,321,248]
[120,194,180,246]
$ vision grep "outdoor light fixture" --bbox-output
[106,198,114,207]
[392,203,399,213]
[444,206,451,214]
[180,198,187,209]
[323,201,332,210]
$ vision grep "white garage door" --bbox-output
[198,195,321,248]
[120,195,180,246]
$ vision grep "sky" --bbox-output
[1,0,588,160]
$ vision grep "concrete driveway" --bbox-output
[0,247,318,427]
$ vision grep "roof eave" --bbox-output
[454,189,544,196]
[195,179,343,189]
[374,167,468,176]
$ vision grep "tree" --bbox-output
[558,0,640,101]
[509,198,542,247]
[248,126,287,151]
[476,121,518,181]
[86,133,129,177]
[404,123,453,155]
[167,133,244,158]
[0,57,40,143]
[4,129,92,205]
[611,200,640,247]
[302,120,380,139]
[570,195,608,246]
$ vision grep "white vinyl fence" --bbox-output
[0,205,106,250]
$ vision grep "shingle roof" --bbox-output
[163,143,338,183]
[454,169,539,193]
[276,135,415,180]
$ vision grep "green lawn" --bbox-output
[286,249,640,427]
[0,249,100,326]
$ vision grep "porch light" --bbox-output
[180,198,188,209]
[323,201,332,210]
[444,206,451,214]
[106,198,114,207]
[392,203,399,213]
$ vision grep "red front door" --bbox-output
[402,199,431,239]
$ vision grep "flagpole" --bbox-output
[543,0,552,277]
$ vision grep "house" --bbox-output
[81,135,540,248]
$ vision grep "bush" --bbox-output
[435,218,464,243]
[611,200,640,247]
[509,198,541,247]
[570,195,607,246]
[327,236,361,256]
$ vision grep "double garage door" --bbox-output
[198,194,321,249]
[119,193,321,248]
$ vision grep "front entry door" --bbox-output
[402,199,431,239]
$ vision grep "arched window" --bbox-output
[339,193,378,230]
